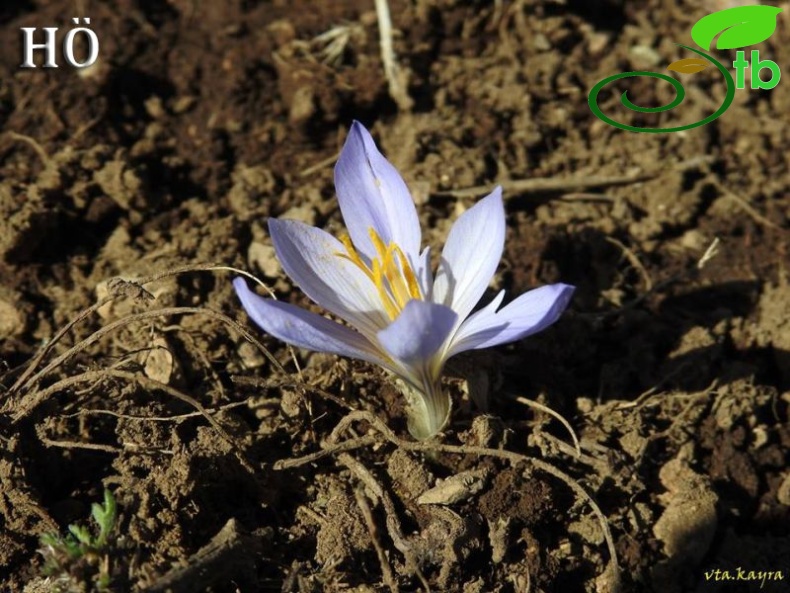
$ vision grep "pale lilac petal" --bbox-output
[460,289,506,328]
[377,300,457,366]
[269,218,389,337]
[233,278,389,367]
[334,121,421,260]
[415,246,434,300]
[377,299,457,440]
[447,283,575,357]
[432,186,505,323]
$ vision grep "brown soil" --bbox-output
[1,1,788,592]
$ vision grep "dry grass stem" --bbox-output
[276,410,620,587]
[508,394,581,456]
[605,237,653,291]
[354,486,400,593]
[374,0,413,111]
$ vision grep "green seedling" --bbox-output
[39,489,117,592]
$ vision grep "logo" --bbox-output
[589,6,783,133]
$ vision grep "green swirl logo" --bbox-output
[589,6,783,133]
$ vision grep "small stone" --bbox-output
[281,204,316,226]
[416,469,489,505]
[171,96,196,114]
[587,32,609,55]
[248,242,280,278]
[487,516,510,564]
[267,19,296,47]
[288,86,315,125]
[142,337,177,385]
[0,293,25,339]
[144,96,166,119]
[630,45,662,67]
[94,159,143,211]
[653,458,718,561]
[280,389,302,419]
[237,341,266,370]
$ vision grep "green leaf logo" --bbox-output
[691,5,783,51]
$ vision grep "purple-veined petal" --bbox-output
[432,186,505,323]
[233,277,390,367]
[447,283,575,357]
[269,218,389,337]
[334,121,421,261]
[377,299,458,367]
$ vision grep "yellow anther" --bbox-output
[335,227,424,320]
[336,233,374,282]
[372,258,399,319]
[368,227,389,260]
[394,245,422,301]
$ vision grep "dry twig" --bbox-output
[433,172,655,199]
[143,519,262,593]
[713,181,781,230]
[276,410,621,588]
[5,131,52,166]
[374,0,413,110]
[605,237,653,291]
[506,394,581,456]
[4,264,288,399]
[433,155,717,199]
[15,367,255,473]
[354,487,400,593]
[338,453,430,590]
[5,306,276,423]
[595,237,722,322]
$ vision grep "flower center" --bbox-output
[337,228,422,320]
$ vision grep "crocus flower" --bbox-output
[234,121,574,440]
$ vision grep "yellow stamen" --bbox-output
[368,228,389,260]
[336,233,372,280]
[334,227,424,320]
[382,247,408,307]
[394,245,422,301]
[372,258,399,319]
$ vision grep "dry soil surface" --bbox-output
[1,1,789,592]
